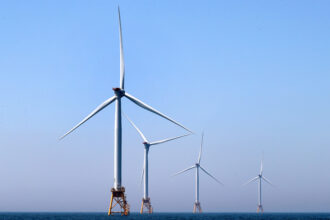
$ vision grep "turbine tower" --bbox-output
[124,114,190,214]
[243,158,273,213]
[60,7,191,216]
[173,133,223,213]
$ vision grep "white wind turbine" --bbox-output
[243,158,274,213]
[173,133,223,213]
[60,7,191,215]
[124,114,190,214]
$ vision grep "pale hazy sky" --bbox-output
[1,0,330,213]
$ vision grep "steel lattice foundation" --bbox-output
[257,205,263,213]
[140,197,153,214]
[108,187,130,216]
[193,202,202,213]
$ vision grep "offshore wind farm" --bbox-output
[1,1,330,219]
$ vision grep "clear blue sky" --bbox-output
[0,0,330,212]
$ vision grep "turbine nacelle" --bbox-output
[113,87,125,98]
[195,163,200,167]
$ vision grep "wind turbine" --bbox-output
[173,133,223,213]
[124,114,190,214]
[243,158,273,213]
[60,7,191,216]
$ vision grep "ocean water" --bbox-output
[0,213,330,220]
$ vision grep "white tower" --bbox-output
[124,114,190,213]
[173,133,223,213]
[243,158,274,213]
[60,7,191,216]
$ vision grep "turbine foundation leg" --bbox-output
[108,187,130,216]
[257,205,263,213]
[193,202,202,213]
[140,197,153,214]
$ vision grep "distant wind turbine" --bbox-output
[124,114,190,214]
[173,133,223,213]
[243,157,274,213]
[60,7,191,216]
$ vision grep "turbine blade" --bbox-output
[172,165,195,177]
[123,113,148,142]
[262,176,274,187]
[149,133,190,146]
[243,176,259,186]
[118,6,125,89]
[260,155,263,175]
[124,93,192,133]
[59,96,117,140]
[200,166,224,185]
[198,132,204,163]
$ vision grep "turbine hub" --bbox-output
[143,142,150,149]
[195,163,200,167]
[113,88,125,98]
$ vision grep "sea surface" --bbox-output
[0,213,330,220]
